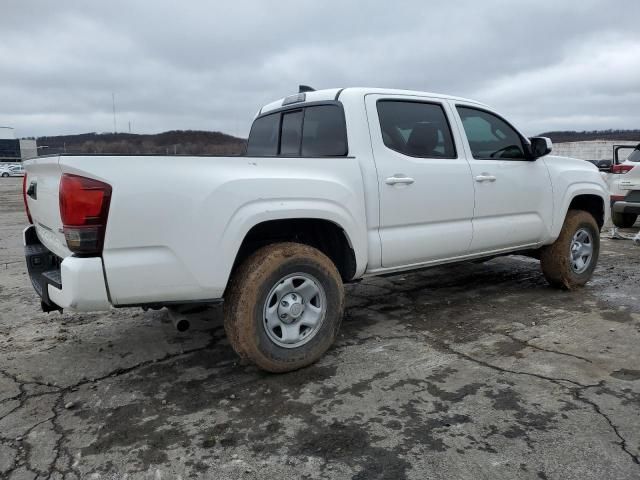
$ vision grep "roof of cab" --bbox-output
[258,87,487,115]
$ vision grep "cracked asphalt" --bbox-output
[1,176,640,479]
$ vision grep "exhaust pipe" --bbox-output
[167,308,190,332]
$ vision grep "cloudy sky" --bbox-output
[2,0,640,138]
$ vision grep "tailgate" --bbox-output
[24,156,71,259]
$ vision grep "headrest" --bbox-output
[406,123,439,156]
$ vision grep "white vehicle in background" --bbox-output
[608,144,640,228]
[1,164,25,177]
[22,86,609,372]
[9,164,25,176]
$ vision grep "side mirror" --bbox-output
[529,137,552,159]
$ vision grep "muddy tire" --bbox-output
[540,209,600,289]
[224,242,344,373]
[612,212,638,228]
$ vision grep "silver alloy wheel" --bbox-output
[263,273,327,349]
[569,228,593,274]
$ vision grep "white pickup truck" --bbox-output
[23,87,609,372]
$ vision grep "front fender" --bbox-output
[550,181,609,239]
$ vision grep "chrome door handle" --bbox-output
[385,175,415,186]
[475,174,496,182]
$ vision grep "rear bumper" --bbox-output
[23,225,111,312]
[612,201,640,215]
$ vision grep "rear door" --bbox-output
[452,103,553,253]
[365,94,475,267]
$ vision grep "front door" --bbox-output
[365,94,475,268]
[452,103,553,253]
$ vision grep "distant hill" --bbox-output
[27,128,640,156]
[33,130,247,156]
[539,129,640,143]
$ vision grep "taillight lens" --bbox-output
[23,174,33,224]
[59,174,112,255]
[612,164,634,174]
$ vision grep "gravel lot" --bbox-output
[1,176,640,480]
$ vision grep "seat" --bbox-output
[406,122,440,157]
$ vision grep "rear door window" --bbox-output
[376,100,456,158]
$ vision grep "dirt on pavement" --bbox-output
[1,176,640,480]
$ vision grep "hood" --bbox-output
[543,155,599,172]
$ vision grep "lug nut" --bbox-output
[291,294,297,301]
[281,300,289,307]
[280,314,287,319]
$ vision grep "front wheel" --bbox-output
[540,209,600,289]
[612,212,638,228]
[1,173,9,177]
[224,242,344,373]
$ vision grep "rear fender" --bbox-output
[218,199,367,282]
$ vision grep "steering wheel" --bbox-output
[490,145,522,159]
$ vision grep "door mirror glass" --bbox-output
[529,137,552,159]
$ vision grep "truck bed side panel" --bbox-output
[58,155,368,305]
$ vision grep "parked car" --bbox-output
[22,87,609,372]
[1,164,25,177]
[609,144,640,228]
[9,164,25,176]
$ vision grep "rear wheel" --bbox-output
[540,209,600,289]
[612,211,638,228]
[224,242,344,372]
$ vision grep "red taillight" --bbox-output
[610,195,625,202]
[59,174,111,255]
[23,174,33,224]
[612,164,634,174]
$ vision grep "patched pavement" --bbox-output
[1,176,640,479]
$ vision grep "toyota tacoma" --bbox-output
[23,87,609,372]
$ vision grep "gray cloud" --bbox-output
[2,0,640,137]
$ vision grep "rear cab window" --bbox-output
[280,110,304,156]
[376,100,456,158]
[246,103,348,157]
[246,113,279,156]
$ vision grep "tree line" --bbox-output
[34,130,247,156]
[539,129,640,143]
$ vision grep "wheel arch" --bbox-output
[229,217,358,288]
[551,184,607,239]
[568,194,605,229]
